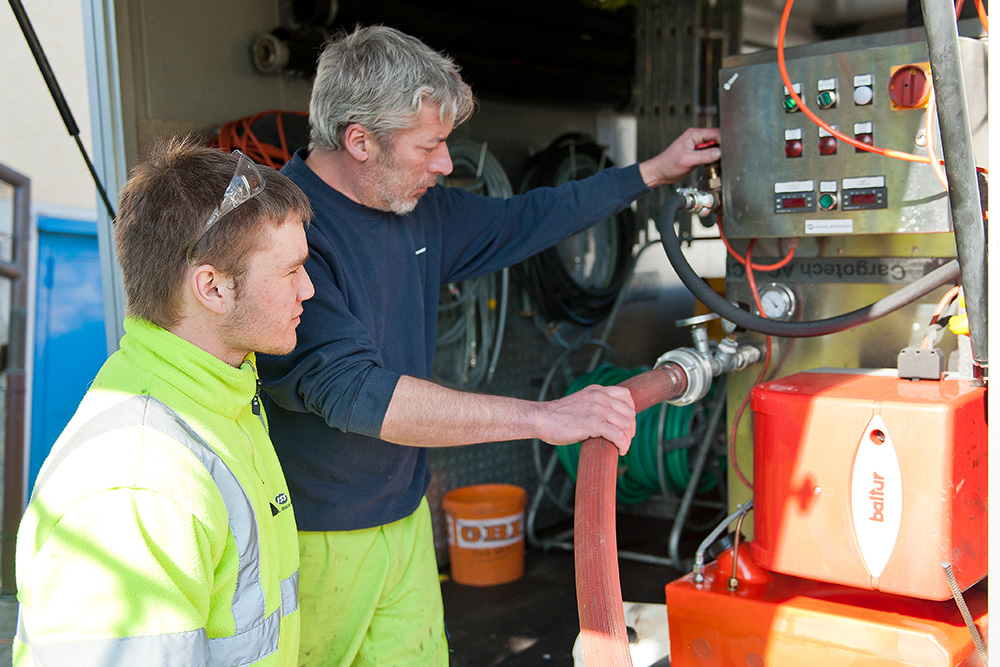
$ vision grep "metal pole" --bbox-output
[0,163,30,596]
[919,0,988,377]
[7,0,117,221]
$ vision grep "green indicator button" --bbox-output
[817,90,838,109]
[819,193,836,210]
[783,96,798,112]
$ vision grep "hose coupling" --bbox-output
[676,188,718,218]
[654,347,713,406]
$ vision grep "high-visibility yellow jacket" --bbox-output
[14,317,300,666]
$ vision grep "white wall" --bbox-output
[112,0,313,164]
[1,0,96,214]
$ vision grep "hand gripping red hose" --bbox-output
[574,362,689,666]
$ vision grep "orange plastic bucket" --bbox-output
[443,484,527,586]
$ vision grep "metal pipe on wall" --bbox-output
[919,0,988,376]
[0,162,30,596]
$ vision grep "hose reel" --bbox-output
[514,134,637,327]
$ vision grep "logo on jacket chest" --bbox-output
[270,492,291,516]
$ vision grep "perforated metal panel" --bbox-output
[428,309,583,565]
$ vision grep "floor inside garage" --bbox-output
[441,514,691,667]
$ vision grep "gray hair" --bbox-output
[309,25,476,151]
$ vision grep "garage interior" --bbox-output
[1,0,991,665]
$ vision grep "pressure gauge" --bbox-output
[757,283,797,320]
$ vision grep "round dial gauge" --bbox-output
[757,283,796,320]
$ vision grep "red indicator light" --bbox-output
[819,136,838,155]
[785,140,803,158]
[855,133,874,153]
[782,197,807,208]
[850,193,877,205]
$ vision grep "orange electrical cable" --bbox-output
[930,285,963,323]
[727,337,766,491]
[781,0,988,167]
[974,0,989,32]
[717,215,797,271]
[726,241,772,492]
[214,110,309,169]
[920,284,963,348]
[925,88,949,190]
[744,241,765,317]
[922,0,988,190]
[778,0,932,164]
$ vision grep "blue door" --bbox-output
[30,216,108,493]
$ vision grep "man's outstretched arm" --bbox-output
[380,376,637,454]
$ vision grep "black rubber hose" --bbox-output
[655,194,962,338]
[514,135,636,326]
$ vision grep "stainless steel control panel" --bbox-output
[718,28,988,239]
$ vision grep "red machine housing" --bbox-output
[665,542,988,666]
[750,370,987,600]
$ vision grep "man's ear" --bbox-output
[189,264,232,315]
[343,123,373,162]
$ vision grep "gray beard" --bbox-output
[357,150,428,215]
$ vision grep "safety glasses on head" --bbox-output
[188,149,266,262]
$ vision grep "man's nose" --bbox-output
[432,143,453,176]
[300,268,315,301]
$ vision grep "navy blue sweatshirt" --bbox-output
[258,148,650,531]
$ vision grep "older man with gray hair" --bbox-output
[258,24,722,666]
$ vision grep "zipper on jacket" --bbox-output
[251,378,261,416]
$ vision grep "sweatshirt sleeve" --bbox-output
[436,164,649,283]
[257,231,401,439]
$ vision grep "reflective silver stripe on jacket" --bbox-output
[19,395,298,667]
[281,570,299,616]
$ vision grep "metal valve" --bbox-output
[655,313,764,405]
[676,188,719,218]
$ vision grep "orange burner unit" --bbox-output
[751,369,987,599]
[665,370,988,666]
[665,542,987,666]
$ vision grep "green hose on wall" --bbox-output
[557,364,721,504]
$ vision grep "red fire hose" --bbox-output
[574,363,689,666]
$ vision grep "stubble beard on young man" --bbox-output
[219,272,297,366]
[220,285,298,361]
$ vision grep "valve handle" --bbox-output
[675,313,719,328]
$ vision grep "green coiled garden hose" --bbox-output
[556,365,720,503]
